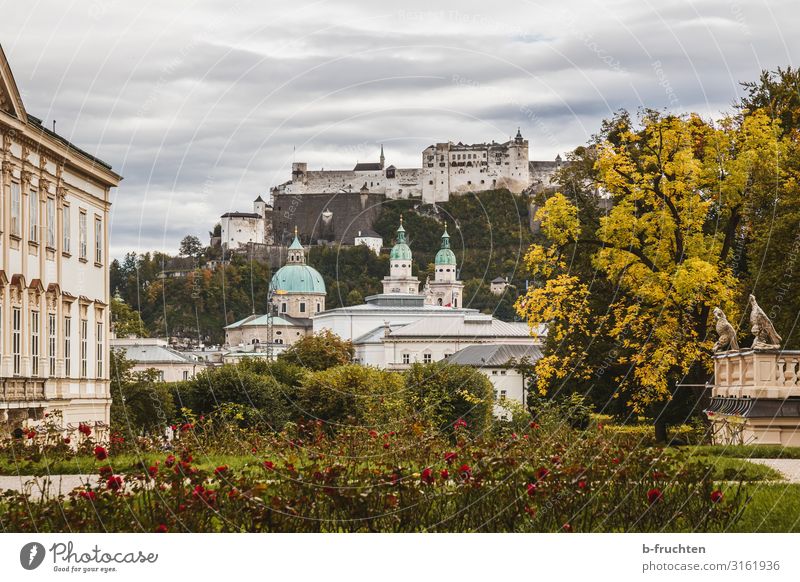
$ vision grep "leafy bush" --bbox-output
[278,330,354,371]
[404,362,495,434]
[297,365,406,429]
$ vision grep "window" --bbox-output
[402,353,410,364]
[79,211,87,259]
[31,311,40,376]
[11,182,21,236]
[182,370,189,381]
[299,302,306,313]
[316,303,321,313]
[94,217,103,263]
[29,189,39,241]
[423,353,432,363]
[46,197,56,247]
[48,313,56,374]
[96,321,104,378]
[500,390,507,400]
[281,303,287,313]
[156,371,164,382]
[64,316,72,376]
[80,318,88,378]
[500,370,507,375]
[63,205,71,253]
[12,307,21,376]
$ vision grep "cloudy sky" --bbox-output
[1,0,797,257]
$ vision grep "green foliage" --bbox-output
[110,296,147,338]
[403,362,494,433]
[278,330,354,371]
[178,364,293,430]
[297,365,406,428]
[109,349,175,436]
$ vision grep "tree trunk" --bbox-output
[654,417,668,443]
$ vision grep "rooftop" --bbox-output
[447,344,543,367]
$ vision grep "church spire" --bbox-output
[379,144,385,169]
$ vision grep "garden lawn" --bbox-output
[0,452,262,477]
[689,445,800,460]
[728,484,800,532]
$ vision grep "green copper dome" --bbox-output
[271,264,326,294]
[389,218,412,261]
[434,226,457,265]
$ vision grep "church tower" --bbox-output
[425,224,464,308]
[379,144,385,169]
[382,216,420,295]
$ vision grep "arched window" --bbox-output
[437,298,443,306]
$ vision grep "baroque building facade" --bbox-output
[0,45,121,430]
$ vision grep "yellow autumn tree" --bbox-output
[517,109,784,437]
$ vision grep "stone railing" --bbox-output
[0,378,47,401]
[713,349,800,399]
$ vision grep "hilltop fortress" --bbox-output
[272,129,564,204]
[220,130,565,252]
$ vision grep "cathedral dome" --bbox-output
[271,264,326,294]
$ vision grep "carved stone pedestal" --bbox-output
[708,350,800,446]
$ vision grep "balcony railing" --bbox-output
[0,378,47,401]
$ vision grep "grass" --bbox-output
[0,451,265,477]
[689,444,800,459]
[728,484,800,532]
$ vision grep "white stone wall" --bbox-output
[1,117,119,429]
[225,322,309,347]
[220,215,264,249]
[355,235,382,255]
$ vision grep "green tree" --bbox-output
[179,363,293,429]
[110,349,175,436]
[110,295,147,338]
[179,235,204,258]
[297,364,406,429]
[403,361,495,433]
[279,330,354,371]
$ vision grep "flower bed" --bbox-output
[0,420,743,533]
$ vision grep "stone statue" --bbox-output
[712,307,739,352]
[749,294,782,350]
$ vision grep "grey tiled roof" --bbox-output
[114,343,195,364]
[388,315,535,338]
[447,344,542,367]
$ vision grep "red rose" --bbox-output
[63,437,71,445]
[228,488,239,499]
[526,483,536,497]
[710,490,724,503]
[148,465,158,478]
[368,430,378,438]
[458,464,472,481]
[421,467,434,485]
[562,523,572,532]
[578,480,587,490]
[529,421,540,430]
[94,446,108,461]
[165,454,176,467]
[440,469,449,480]
[106,475,123,491]
[444,452,457,464]
[98,465,113,478]
[612,457,620,464]
[154,524,168,533]
[453,418,467,429]
[647,488,663,504]
[383,442,391,450]
[263,460,275,471]
[79,490,96,501]
[214,465,228,476]
[27,430,36,439]
[180,423,193,433]
[78,423,92,436]
[536,467,550,481]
